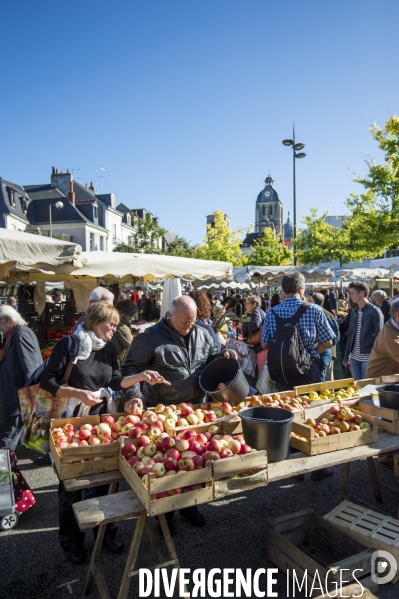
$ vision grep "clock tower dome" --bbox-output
[255,174,283,236]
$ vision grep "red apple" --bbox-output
[207,439,222,453]
[175,439,190,453]
[220,448,234,458]
[132,461,145,474]
[141,456,155,467]
[102,415,115,426]
[151,463,166,478]
[176,418,189,427]
[153,454,165,464]
[164,457,179,471]
[146,413,158,426]
[196,433,207,444]
[122,443,137,459]
[122,423,134,435]
[124,415,138,425]
[178,457,195,471]
[180,450,197,459]
[238,444,252,455]
[165,448,180,461]
[79,428,91,441]
[192,455,205,468]
[113,421,124,433]
[80,423,93,432]
[128,455,139,466]
[155,420,164,432]
[228,439,241,454]
[182,430,197,441]
[78,440,89,446]
[191,442,206,456]
[329,427,341,435]
[203,450,220,462]
[129,426,142,439]
[161,437,176,451]
[137,435,151,447]
[97,423,112,440]
[204,412,217,423]
[89,436,101,445]
[101,437,112,444]
[156,491,168,499]
[140,422,149,432]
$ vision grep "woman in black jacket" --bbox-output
[236,295,266,373]
[40,301,168,565]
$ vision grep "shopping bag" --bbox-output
[226,339,257,377]
[18,384,70,454]
[256,361,278,395]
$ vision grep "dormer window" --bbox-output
[94,206,98,219]
[126,213,131,226]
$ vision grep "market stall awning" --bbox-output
[0,229,85,280]
[4,250,233,284]
[233,265,335,284]
[335,267,391,280]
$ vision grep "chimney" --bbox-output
[68,179,75,206]
[67,169,70,174]
[52,166,55,174]
[56,168,59,174]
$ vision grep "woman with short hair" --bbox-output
[0,305,42,450]
[236,295,267,373]
[40,301,169,565]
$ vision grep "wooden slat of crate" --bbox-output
[119,438,213,517]
[359,399,399,435]
[212,450,267,498]
[379,374,399,384]
[324,500,399,583]
[50,416,120,481]
[290,408,378,456]
[267,509,376,596]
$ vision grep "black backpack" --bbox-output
[24,335,79,388]
[267,303,312,388]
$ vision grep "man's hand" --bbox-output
[343,360,350,367]
[125,398,144,415]
[223,349,238,360]
[141,371,171,386]
[236,323,243,331]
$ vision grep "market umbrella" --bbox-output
[0,229,85,281]
[233,265,335,284]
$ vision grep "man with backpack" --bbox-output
[261,272,336,391]
[261,272,337,482]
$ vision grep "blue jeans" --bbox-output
[316,349,333,382]
[350,358,368,381]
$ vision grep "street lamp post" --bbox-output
[282,126,306,266]
[49,201,64,237]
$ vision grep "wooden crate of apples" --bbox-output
[118,420,267,515]
[290,405,378,455]
[50,415,120,481]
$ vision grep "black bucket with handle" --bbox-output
[199,357,249,407]
[239,406,294,462]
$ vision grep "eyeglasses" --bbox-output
[170,314,196,327]
[105,322,118,329]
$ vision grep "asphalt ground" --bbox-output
[1,445,399,599]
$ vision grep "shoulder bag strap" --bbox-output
[288,302,310,326]
[61,335,80,385]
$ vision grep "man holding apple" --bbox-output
[121,295,237,530]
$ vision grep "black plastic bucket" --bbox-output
[239,406,294,462]
[376,384,399,411]
[199,357,249,406]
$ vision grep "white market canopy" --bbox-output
[335,267,391,281]
[4,250,233,284]
[233,265,335,284]
[0,229,85,281]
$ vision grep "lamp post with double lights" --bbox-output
[282,127,306,266]
[49,201,64,237]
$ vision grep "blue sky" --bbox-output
[1,1,398,245]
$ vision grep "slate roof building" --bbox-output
[0,178,31,231]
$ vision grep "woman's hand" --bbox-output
[236,323,243,331]
[78,390,103,407]
[223,349,238,360]
[125,398,144,414]
[141,371,171,386]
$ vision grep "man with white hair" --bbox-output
[72,286,114,332]
[122,295,237,530]
[371,290,392,323]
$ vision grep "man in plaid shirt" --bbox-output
[261,271,336,482]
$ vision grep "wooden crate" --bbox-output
[324,500,399,583]
[50,416,120,481]
[290,408,378,456]
[212,450,267,499]
[119,437,213,516]
[359,399,399,435]
[294,377,355,395]
[267,508,377,597]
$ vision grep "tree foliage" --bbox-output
[164,236,196,258]
[113,212,166,254]
[245,226,293,266]
[195,210,245,266]
[348,116,399,256]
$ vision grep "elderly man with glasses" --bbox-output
[121,295,237,531]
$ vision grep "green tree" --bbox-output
[113,212,166,254]
[245,226,293,266]
[349,116,399,256]
[296,207,376,266]
[164,236,196,258]
[195,210,245,266]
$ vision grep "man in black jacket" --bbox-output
[121,295,237,530]
[343,282,384,379]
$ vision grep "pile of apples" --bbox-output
[304,405,371,437]
[120,426,255,497]
[51,416,118,452]
[247,394,311,411]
